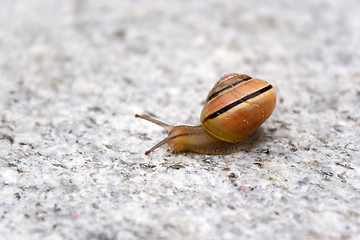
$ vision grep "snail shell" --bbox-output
[201,73,276,142]
[135,73,276,155]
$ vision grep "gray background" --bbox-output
[1,0,360,239]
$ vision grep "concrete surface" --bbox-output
[1,0,360,239]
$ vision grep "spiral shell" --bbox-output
[200,73,277,143]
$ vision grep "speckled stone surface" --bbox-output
[1,0,360,239]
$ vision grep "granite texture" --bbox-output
[1,0,360,239]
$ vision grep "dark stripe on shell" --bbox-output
[206,76,252,102]
[203,84,273,122]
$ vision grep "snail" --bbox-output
[135,73,276,155]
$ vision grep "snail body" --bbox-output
[135,73,276,155]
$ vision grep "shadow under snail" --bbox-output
[135,73,276,155]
